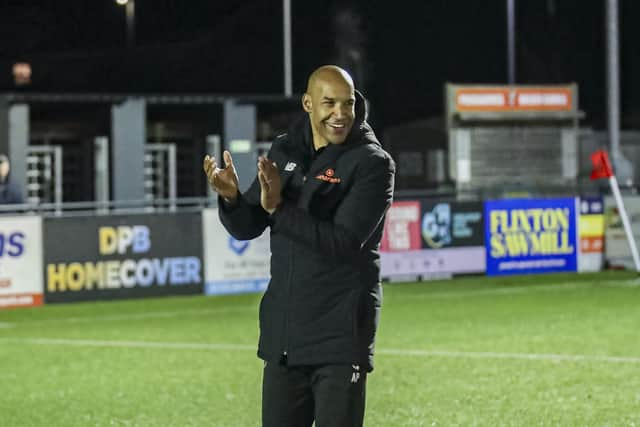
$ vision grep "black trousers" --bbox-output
[262,361,367,427]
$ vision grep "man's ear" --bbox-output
[302,93,312,113]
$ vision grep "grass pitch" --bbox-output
[1,271,639,426]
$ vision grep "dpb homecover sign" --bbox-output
[44,213,203,302]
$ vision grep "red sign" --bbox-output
[455,87,572,112]
[0,293,43,309]
[581,236,603,253]
[381,201,422,252]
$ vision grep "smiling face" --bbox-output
[302,66,356,149]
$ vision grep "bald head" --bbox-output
[302,65,357,148]
[306,65,354,95]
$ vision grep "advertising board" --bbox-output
[44,213,203,303]
[0,216,43,309]
[578,197,604,272]
[381,200,485,279]
[485,198,578,276]
[202,208,270,295]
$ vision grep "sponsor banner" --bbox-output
[420,200,484,248]
[578,197,604,272]
[604,195,640,269]
[381,247,485,278]
[44,213,203,303]
[380,201,421,252]
[485,198,578,276]
[579,197,604,216]
[580,236,603,254]
[381,200,485,278]
[0,216,44,309]
[579,216,605,238]
[455,87,573,112]
[203,209,270,296]
[0,294,43,309]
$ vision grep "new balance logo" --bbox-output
[284,162,297,172]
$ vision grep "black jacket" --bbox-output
[219,91,395,372]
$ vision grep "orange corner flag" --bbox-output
[590,150,614,180]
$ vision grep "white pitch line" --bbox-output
[4,280,635,325]
[0,337,255,351]
[377,348,640,364]
[396,283,583,300]
[400,279,640,300]
[6,306,255,326]
[428,284,583,299]
[600,279,640,288]
[2,336,640,364]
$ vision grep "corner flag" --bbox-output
[590,149,640,273]
[590,150,614,180]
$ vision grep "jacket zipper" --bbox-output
[282,166,306,364]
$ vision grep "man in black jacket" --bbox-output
[203,65,395,427]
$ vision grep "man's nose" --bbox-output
[333,104,347,118]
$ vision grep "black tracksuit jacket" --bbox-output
[219,91,395,372]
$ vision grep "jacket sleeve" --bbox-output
[218,176,270,240]
[270,153,395,258]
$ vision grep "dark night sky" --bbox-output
[1,0,639,132]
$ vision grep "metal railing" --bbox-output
[0,196,215,218]
[144,143,177,211]
[26,145,63,211]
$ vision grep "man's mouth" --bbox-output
[326,122,346,129]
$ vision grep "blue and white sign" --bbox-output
[485,198,578,276]
[0,216,43,308]
[202,208,270,295]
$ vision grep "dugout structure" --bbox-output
[445,83,585,196]
[0,93,297,208]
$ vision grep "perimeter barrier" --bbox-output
[0,194,635,309]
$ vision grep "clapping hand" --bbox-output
[203,150,239,202]
[257,156,282,214]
